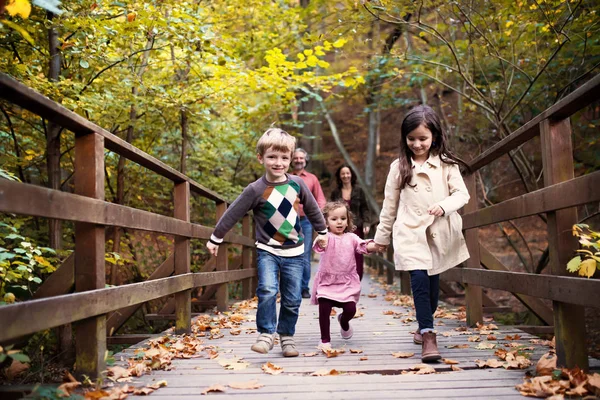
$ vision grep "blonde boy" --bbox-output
[207,128,327,356]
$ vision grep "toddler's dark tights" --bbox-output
[318,297,357,343]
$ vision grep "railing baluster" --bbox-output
[540,117,588,370]
[174,181,191,334]
[215,202,229,310]
[74,132,106,379]
[241,215,253,299]
[463,173,483,326]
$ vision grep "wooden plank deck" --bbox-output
[114,266,598,399]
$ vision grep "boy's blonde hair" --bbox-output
[256,127,296,156]
[322,201,356,233]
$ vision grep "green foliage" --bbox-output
[0,344,31,365]
[0,222,61,301]
[566,224,600,278]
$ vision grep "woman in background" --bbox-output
[330,164,372,280]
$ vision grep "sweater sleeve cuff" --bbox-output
[210,234,223,245]
[316,229,327,235]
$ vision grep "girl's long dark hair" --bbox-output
[398,105,470,189]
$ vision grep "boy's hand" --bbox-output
[317,234,328,249]
[366,242,377,253]
[428,204,445,217]
[207,241,219,257]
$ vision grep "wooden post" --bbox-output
[174,182,191,334]
[399,271,411,295]
[386,246,394,284]
[463,173,483,326]
[241,215,253,299]
[74,133,105,379]
[540,118,588,370]
[216,202,229,310]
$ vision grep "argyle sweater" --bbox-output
[210,174,327,255]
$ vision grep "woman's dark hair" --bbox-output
[334,164,357,190]
[398,105,470,189]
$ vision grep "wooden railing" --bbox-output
[0,73,257,378]
[370,74,600,370]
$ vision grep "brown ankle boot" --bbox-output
[421,332,441,362]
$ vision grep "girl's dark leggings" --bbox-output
[317,297,357,343]
[409,270,440,332]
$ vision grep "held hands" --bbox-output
[427,204,445,217]
[206,241,219,257]
[367,242,387,253]
[316,234,328,250]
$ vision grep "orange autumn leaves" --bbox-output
[516,352,600,398]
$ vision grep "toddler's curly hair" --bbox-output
[322,201,356,233]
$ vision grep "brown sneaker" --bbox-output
[421,332,441,362]
[413,331,423,344]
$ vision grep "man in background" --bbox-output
[292,148,326,298]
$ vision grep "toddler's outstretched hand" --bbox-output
[207,242,219,257]
[317,234,328,249]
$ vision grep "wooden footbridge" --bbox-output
[1,72,600,398]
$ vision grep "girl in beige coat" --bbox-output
[374,105,471,363]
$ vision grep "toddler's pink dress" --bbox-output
[310,232,372,305]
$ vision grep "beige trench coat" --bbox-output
[374,155,470,275]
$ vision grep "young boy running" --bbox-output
[206,127,327,357]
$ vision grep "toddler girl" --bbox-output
[311,201,377,350]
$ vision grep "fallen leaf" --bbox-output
[442,358,459,365]
[382,310,395,315]
[391,352,414,358]
[228,380,264,390]
[359,356,368,361]
[217,358,249,371]
[475,358,504,368]
[322,347,346,358]
[229,328,242,335]
[148,380,168,389]
[5,360,29,380]
[487,334,497,341]
[133,387,155,395]
[311,368,340,376]
[349,349,363,354]
[476,342,496,350]
[468,335,481,342]
[262,362,283,375]
[587,373,600,396]
[367,293,377,298]
[57,382,81,397]
[451,365,463,371]
[446,344,469,349]
[302,352,318,357]
[83,389,110,399]
[410,364,436,374]
[202,384,227,395]
[536,352,557,376]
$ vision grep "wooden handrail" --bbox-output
[462,171,600,229]
[0,73,226,204]
[0,179,254,247]
[468,73,600,172]
[0,269,255,342]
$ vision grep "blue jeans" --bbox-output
[255,249,304,336]
[409,270,440,332]
[299,217,313,292]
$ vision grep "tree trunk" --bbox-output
[180,109,188,174]
[46,13,62,249]
[110,38,154,285]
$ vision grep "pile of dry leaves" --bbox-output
[516,352,600,398]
